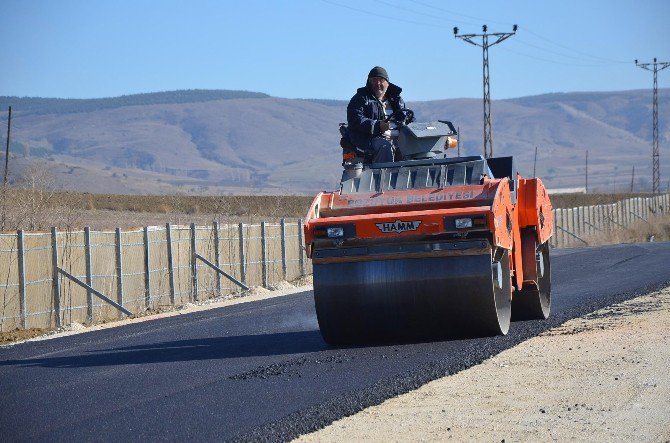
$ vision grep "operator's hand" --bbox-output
[379,120,390,133]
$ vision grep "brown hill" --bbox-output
[1,89,668,194]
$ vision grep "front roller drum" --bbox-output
[511,238,551,321]
[313,250,512,345]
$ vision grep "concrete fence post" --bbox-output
[213,222,221,294]
[623,199,628,226]
[166,223,176,305]
[598,205,607,232]
[17,230,27,329]
[561,208,565,247]
[84,226,93,323]
[143,226,151,308]
[51,227,62,328]
[615,202,620,228]
[561,208,566,248]
[551,208,558,248]
[190,223,199,301]
[298,219,305,276]
[280,218,287,281]
[576,207,581,238]
[115,228,124,318]
[238,223,246,286]
[261,221,268,288]
[637,198,641,219]
[645,197,649,219]
[638,198,641,219]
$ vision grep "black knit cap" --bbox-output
[368,66,389,82]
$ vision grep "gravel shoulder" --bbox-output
[297,287,670,442]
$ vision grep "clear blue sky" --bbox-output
[1,0,668,101]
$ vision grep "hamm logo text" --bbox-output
[376,220,422,233]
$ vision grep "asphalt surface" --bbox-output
[1,242,670,442]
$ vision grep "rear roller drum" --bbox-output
[312,248,512,345]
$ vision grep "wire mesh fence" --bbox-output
[549,194,670,248]
[0,219,309,332]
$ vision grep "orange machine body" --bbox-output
[304,175,553,293]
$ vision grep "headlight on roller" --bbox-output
[455,218,473,229]
[327,227,344,238]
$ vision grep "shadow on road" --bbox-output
[0,330,328,368]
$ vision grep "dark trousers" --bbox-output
[369,137,395,163]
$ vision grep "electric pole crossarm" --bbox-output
[490,33,515,45]
[453,24,517,159]
[636,62,670,72]
[455,35,482,47]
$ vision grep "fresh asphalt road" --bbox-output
[1,242,670,442]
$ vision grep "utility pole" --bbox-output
[533,146,537,177]
[457,126,461,157]
[630,166,635,192]
[454,25,517,158]
[636,58,670,194]
[585,150,588,193]
[3,106,11,187]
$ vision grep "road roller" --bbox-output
[304,117,553,344]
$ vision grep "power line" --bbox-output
[406,0,510,27]
[454,24,517,158]
[521,28,629,64]
[513,38,625,65]
[319,0,447,29]
[498,45,622,68]
[323,0,635,68]
[372,0,466,25]
[405,0,630,64]
[636,58,670,195]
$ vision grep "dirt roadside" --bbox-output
[297,287,670,442]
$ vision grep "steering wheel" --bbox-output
[386,108,415,126]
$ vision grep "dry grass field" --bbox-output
[0,188,313,231]
[0,188,665,232]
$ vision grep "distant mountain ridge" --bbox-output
[0,89,270,116]
[0,88,668,195]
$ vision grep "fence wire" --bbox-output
[0,219,309,332]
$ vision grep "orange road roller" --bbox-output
[304,119,553,344]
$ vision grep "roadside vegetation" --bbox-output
[581,212,670,245]
[0,182,666,233]
[0,187,312,231]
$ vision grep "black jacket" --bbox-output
[346,83,406,151]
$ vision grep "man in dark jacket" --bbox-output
[347,66,409,163]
